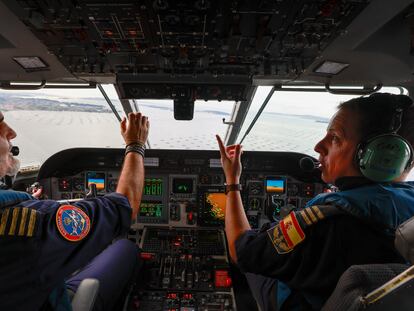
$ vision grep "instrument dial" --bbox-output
[107,179,118,192]
[248,181,263,195]
[287,183,300,196]
[58,178,71,192]
[199,174,211,184]
[72,178,84,192]
[60,192,71,200]
[73,193,85,199]
[248,198,261,210]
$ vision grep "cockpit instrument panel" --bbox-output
[41,148,325,230]
[38,148,326,310]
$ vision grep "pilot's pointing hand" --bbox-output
[120,112,150,146]
[216,135,242,185]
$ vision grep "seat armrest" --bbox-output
[395,217,414,264]
[71,278,100,311]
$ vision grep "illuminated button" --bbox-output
[183,293,193,299]
[167,293,177,299]
[140,252,154,260]
[215,270,232,288]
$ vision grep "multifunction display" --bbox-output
[198,186,226,226]
[86,172,105,191]
[139,201,163,218]
[172,178,194,194]
[144,178,163,196]
[266,177,286,194]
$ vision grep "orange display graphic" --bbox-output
[205,193,227,220]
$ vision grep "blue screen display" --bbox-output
[266,179,285,193]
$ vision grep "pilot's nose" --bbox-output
[314,137,326,156]
[6,124,17,140]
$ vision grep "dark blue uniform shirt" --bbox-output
[0,192,131,311]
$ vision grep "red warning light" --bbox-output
[215,270,232,288]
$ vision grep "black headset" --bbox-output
[356,94,413,182]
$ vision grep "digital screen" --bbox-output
[172,178,194,194]
[86,172,105,191]
[139,201,163,218]
[144,178,163,196]
[202,192,227,224]
[266,179,285,193]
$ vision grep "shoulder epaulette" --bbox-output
[296,205,342,228]
[0,207,39,238]
[267,205,342,254]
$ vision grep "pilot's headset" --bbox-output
[356,94,414,182]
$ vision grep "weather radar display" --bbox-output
[205,193,227,220]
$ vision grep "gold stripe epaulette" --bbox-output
[297,205,342,227]
[0,207,39,237]
[267,205,344,255]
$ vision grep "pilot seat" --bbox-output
[322,215,414,310]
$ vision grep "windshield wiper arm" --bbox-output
[239,86,275,144]
[98,84,122,122]
[131,99,152,149]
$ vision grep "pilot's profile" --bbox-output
[0,112,149,311]
[216,93,414,310]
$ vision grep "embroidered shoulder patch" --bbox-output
[267,212,305,254]
[56,205,90,242]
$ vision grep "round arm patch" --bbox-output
[56,205,91,242]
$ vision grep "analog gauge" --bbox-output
[287,183,300,196]
[107,179,118,192]
[212,175,222,184]
[248,198,261,210]
[73,193,85,199]
[199,174,211,184]
[287,197,298,208]
[61,192,71,200]
[72,178,84,192]
[58,178,72,192]
[248,181,263,195]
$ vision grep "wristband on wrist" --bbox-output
[224,183,242,194]
[126,141,145,148]
[125,143,145,158]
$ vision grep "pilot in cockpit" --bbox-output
[216,93,414,310]
[0,111,149,311]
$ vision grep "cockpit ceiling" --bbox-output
[1,0,414,95]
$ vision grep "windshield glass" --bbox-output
[2,84,413,182]
[1,85,125,168]
[239,86,414,181]
[136,99,234,149]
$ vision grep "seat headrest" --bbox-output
[395,216,414,264]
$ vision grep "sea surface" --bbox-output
[5,108,325,166]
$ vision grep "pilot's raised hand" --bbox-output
[120,112,150,146]
[216,135,242,184]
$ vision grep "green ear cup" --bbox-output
[358,135,412,182]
